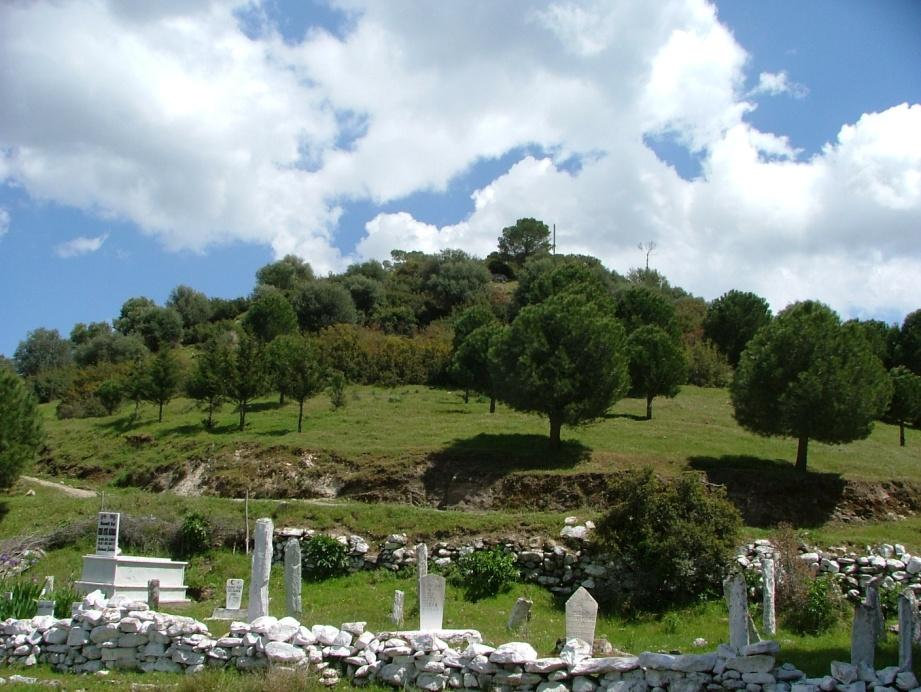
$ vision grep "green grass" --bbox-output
[38,385,921,486]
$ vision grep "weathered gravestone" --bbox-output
[508,597,532,632]
[416,543,428,600]
[35,600,55,616]
[284,537,302,616]
[724,571,749,650]
[851,603,877,667]
[41,576,54,597]
[227,579,244,610]
[248,518,273,622]
[147,579,159,610]
[209,579,246,621]
[898,588,917,672]
[419,574,446,631]
[391,590,405,626]
[565,587,598,644]
[762,557,776,637]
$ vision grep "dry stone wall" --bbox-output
[275,525,921,605]
[8,593,919,692]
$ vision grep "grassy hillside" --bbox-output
[38,384,919,486]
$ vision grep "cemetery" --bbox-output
[0,510,918,690]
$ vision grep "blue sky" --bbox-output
[1,0,920,357]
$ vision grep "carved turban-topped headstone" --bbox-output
[248,518,273,622]
[565,587,598,645]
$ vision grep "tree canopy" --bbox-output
[0,368,44,490]
[886,366,921,447]
[626,325,687,420]
[497,217,552,268]
[490,290,629,448]
[703,290,772,366]
[614,286,679,337]
[244,287,298,343]
[730,301,892,472]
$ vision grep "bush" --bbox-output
[454,548,519,601]
[51,584,82,618]
[302,535,350,581]
[685,339,732,387]
[327,369,347,409]
[783,574,845,635]
[596,468,742,612]
[0,580,43,619]
[173,512,213,558]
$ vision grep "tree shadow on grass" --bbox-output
[422,433,591,509]
[688,455,846,528]
[603,412,648,422]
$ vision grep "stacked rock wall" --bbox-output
[3,599,919,691]
[274,528,921,604]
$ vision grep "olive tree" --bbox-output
[731,301,891,472]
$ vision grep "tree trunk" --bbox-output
[489,396,496,414]
[549,416,562,450]
[464,388,469,404]
[646,394,653,420]
[298,399,304,433]
[206,400,214,429]
[158,401,163,423]
[239,402,246,431]
[795,435,809,473]
[899,421,905,447]
[279,390,285,406]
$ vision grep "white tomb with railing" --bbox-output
[74,512,189,603]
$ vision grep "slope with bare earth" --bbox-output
[33,385,921,528]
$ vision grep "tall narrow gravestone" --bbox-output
[419,574,446,631]
[565,587,598,644]
[508,597,532,632]
[851,603,877,667]
[416,543,428,599]
[762,557,776,637]
[284,537,302,616]
[248,518,273,622]
[724,572,749,651]
[897,588,917,672]
[392,590,405,626]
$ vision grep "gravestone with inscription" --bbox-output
[208,578,247,621]
[76,512,188,603]
[565,587,598,644]
[419,574,446,631]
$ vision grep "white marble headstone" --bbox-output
[226,579,244,610]
[565,587,598,644]
[36,600,55,617]
[95,512,120,555]
[419,574,446,631]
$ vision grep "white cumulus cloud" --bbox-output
[54,233,109,259]
[749,70,809,99]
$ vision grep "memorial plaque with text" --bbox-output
[565,587,598,644]
[419,574,446,631]
[95,512,120,555]
[226,578,244,610]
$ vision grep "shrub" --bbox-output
[0,580,43,619]
[302,535,350,581]
[327,370,347,409]
[455,548,519,601]
[596,468,742,612]
[51,584,82,618]
[783,574,845,635]
[173,512,213,558]
[685,339,732,387]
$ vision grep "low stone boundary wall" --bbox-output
[7,595,920,691]
[273,528,921,604]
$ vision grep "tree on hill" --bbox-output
[167,285,212,331]
[886,366,921,447]
[186,336,231,429]
[512,254,612,316]
[114,297,157,335]
[293,280,358,332]
[144,348,183,423]
[845,318,899,369]
[451,322,503,412]
[256,255,314,293]
[897,309,921,375]
[491,290,629,448]
[451,305,499,404]
[272,334,325,432]
[614,286,679,337]
[244,287,298,343]
[626,325,687,420]
[730,301,892,472]
[497,217,552,269]
[13,327,73,402]
[0,368,44,490]
[703,290,772,366]
[226,332,265,431]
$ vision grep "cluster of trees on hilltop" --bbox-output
[4,217,921,471]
